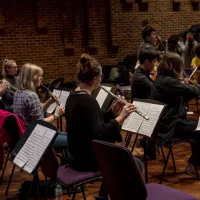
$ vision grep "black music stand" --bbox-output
[10,120,58,200]
[122,99,166,183]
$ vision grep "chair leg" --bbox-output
[0,152,9,185]
[5,164,15,195]
[143,138,148,183]
[159,148,171,184]
[44,180,52,200]
[171,148,176,173]
[131,134,138,152]
[71,185,78,200]
[160,146,165,163]
[81,184,86,200]
[125,132,132,147]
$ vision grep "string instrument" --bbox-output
[100,85,149,120]
[182,70,200,89]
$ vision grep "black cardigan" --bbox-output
[65,91,122,172]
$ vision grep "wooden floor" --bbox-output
[1,100,200,199]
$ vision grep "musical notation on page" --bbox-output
[13,125,47,168]
[56,90,70,109]
[122,101,164,137]
[122,101,149,133]
[23,129,56,173]
[96,86,111,108]
[13,124,57,173]
[138,104,164,137]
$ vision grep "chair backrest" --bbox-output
[92,140,147,200]
[40,147,59,180]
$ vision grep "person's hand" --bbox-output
[54,104,65,117]
[48,93,60,104]
[0,80,9,95]
[118,103,137,120]
[112,95,125,115]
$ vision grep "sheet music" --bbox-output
[23,128,56,173]
[122,101,150,133]
[196,116,200,131]
[138,104,164,137]
[56,90,70,109]
[46,89,61,114]
[13,124,47,168]
[96,86,111,108]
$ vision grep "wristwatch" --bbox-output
[53,114,59,120]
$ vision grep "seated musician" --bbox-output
[131,48,159,101]
[13,63,67,148]
[1,59,18,112]
[191,43,200,84]
[65,53,143,173]
[131,48,159,160]
[151,52,200,175]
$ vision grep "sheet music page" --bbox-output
[196,116,200,131]
[96,86,111,108]
[23,128,56,173]
[122,101,150,133]
[56,90,70,109]
[13,124,47,168]
[46,89,61,114]
[138,104,164,137]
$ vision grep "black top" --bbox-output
[151,75,200,142]
[65,91,122,172]
[1,75,17,112]
[131,66,153,101]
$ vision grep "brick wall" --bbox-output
[0,0,200,82]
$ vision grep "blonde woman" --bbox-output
[13,63,67,147]
[2,59,18,87]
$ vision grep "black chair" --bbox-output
[92,140,198,200]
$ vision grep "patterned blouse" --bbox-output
[13,90,43,127]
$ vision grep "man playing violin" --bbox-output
[131,48,159,101]
[131,48,159,160]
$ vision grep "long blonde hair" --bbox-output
[17,63,43,91]
[2,59,17,77]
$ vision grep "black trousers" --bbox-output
[173,119,200,166]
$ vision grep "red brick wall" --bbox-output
[0,0,200,82]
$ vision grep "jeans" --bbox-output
[53,132,68,147]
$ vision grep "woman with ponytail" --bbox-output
[65,54,143,172]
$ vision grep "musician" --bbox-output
[131,48,159,100]
[65,54,143,173]
[2,59,18,87]
[1,59,18,112]
[13,63,67,148]
[151,52,200,175]
[139,26,157,54]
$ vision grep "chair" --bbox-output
[57,165,101,200]
[92,140,198,200]
[0,115,22,195]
